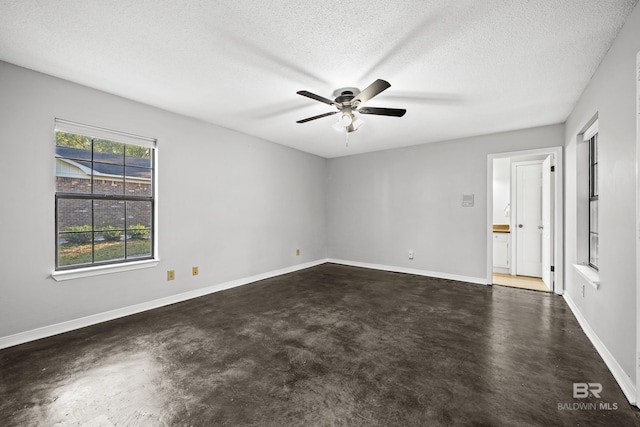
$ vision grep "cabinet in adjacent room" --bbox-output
[493,232,510,269]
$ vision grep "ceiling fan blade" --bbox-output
[358,107,406,117]
[351,79,391,106]
[297,90,340,108]
[296,111,338,123]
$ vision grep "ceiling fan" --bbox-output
[296,79,406,132]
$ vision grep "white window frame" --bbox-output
[584,120,599,270]
[52,119,159,281]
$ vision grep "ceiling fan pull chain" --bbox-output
[345,130,349,148]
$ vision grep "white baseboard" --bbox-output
[0,259,328,350]
[563,293,636,406]
[327,258,487,285]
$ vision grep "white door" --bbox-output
[541,155,554,289]
[515,161,543,277]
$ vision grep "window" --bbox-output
[585,121,598,270]
[55,119,156,270]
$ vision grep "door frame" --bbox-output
[541,155,554,288]
[635,50,639,408]
[486,146,564,294]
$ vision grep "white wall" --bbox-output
[326,124,564,282]
[564,4,640,391]
[492,158,510,225]
[0,61,326,339]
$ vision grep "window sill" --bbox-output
[573,264,600,290]
[51,259,159,282]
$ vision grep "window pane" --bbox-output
[57,233,93,267]
[589,233,599,268]
[127,201,152,258]
[588,132,599,270]
[125,166,152,196]
[57,198,93,267]
[125,144,151,166]
[57,198,92,230]
[56,132,93,194]
[127,237,152,259]
[94,231,125,263]
[590,135,598,197]
[93,139,124,164]
[56,131,91,152]
[126,200,152,228]
[93,199,125,231]
[125,200,152,258]
[92,164,124,195]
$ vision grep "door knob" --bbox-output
[518,224,523,228]
[538,226,544,230]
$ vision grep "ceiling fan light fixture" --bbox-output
[333,113,363,133]
[340,113,353,126]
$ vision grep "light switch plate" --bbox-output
[462,194,474,207]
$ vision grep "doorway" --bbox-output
[486,147,563,294]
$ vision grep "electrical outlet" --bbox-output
[409,250,414,260]
[192,266,199,276]
[296,249,300,256]
[167,270,175,281]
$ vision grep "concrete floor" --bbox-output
[1,263,639,426]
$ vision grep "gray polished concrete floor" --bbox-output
[1,263,639,426]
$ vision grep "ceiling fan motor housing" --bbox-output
[335,93,354,105]
[332,87,360,97]
[333,87,360,107]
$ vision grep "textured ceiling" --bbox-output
[0,0,637,158]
